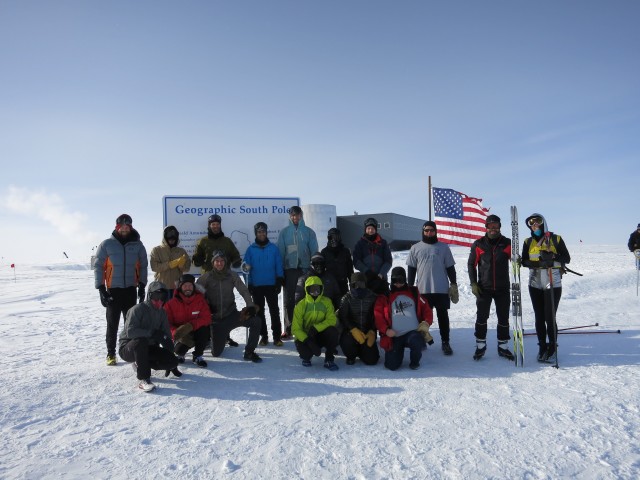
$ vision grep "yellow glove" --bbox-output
[365,330,376,347]
[169,254,186,270]
[449,284,459,304]
[416,321,434,345]
[471,283,482,299]
[350,328,366,345]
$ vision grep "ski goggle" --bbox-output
[527,217,543,227]
[306,285,322,297]
[149,290,168,302]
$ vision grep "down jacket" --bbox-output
[374,286,432,352]
[94,228,148,289]
[164,290,211,337]
[277,217,318,270]
[338,288,378,333]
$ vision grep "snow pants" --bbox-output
[210,310,261,357]
[105,286,137,357]
[340,330,380,365]
[474,289,510,342]
[529,286,562,347]
[384,331,426,371]
[421,293,451,343]
[251,285,282,341]
[295,326,340,362]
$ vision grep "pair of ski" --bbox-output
[510,206,525,367]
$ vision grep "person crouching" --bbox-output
[293,276,340,371]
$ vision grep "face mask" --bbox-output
[533,229,542,237]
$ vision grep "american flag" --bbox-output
[433,187,489,247]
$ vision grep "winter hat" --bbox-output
[423,221,437,231]
[289,206,303,216]
[485,215,501,227]
[115,214,132,231]
[390,266,407,284]
[637,223,640,229]
[211,250,226,264]
[254,222,268,235]
[208,214,222,224]
[364,218,378,230]
[177,274,195,290]
[350,272,367,289]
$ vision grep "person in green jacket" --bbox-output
[292,276,340,371]
[192,214,242,273]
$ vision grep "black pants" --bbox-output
[474,289,510,342]
[210,310,261,357]
[421,293,451,343]
[384,331,425,371]
[105,287,137,356]
[283,268,303,332]
[295,326,340,362]
[251,285,282,340]
[340,330,380,365]
[175,326,210,358]
[529,286,562,347]
[119,337,178,380]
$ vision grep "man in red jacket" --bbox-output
[374,267,433,371]
[164,274,212,368]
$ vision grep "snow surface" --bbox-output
[1,245,639,480]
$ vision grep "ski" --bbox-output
[510,205,524,367]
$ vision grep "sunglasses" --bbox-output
[423,228,436,233]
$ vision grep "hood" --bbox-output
[162,225,180,246]
[289,217,307,228]
[146,281,168,301]
[525,213,548,235]
[304,275,324,300]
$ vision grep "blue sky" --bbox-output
[1,1,639,263]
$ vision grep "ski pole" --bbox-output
[547,266,559,369]
[524,328,619,336]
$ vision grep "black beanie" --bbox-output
[423,221,437,230]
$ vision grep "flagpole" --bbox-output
[428,176,432,221]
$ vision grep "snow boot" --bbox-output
[473,341,487,361]
[324,359,339,371]
[442,342,453,356]
[497,340,515,361]
[192,355,208,368]
[243,350,263,363]
[537,343,548,362]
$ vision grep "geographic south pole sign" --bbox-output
[163,196,300,275]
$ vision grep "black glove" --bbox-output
[275,277,284,294]
[98,285,113,307]
[152,330,175,353]
[245,306,256,317]
[137,283,146,304]
[538,251,555,269]
[307,326,319,339]
[304,337,322,356]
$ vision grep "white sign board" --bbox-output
[163,196,299,275]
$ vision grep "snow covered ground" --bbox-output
[1,244,639,479]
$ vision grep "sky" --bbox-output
[1,1,639,263]
[1,247,639,478]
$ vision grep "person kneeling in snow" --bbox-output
[118,281,181,392]
[164,274,212,368]
[374,267,434,371]
[293,276,340,371]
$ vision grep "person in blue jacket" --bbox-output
[243,222,285,346]
[277,206,318,338]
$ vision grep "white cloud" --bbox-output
[1,186,99,244]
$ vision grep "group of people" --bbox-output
[93,207,575,392]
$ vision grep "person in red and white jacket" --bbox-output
[164,274,211,368]
[374,267,433,371]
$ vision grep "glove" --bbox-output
[152,331,175,353]
[241,262,251,273]
[350,328,366,345]
[138,283,146,304]
[275,277,285,294]
[304,337,322,356]
[365,330,376,347]
[168,254,186,270]
[471,283,482,299]
[240,305,258,321]
[173,323,194,346]
[448,283,459,304]
[98,285,113,307]
[231,259,242,269]
[192,252,204,267]
[417,321,434,345]
[307,326,319,339]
